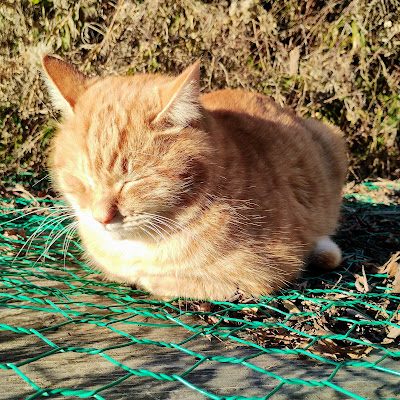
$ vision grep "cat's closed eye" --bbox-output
[120,179,146,194]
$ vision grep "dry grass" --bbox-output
[1,0,400,180]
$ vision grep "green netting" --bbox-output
[1,185,400,399]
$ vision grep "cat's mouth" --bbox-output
[102,214,153,238]
[80,208,173,242]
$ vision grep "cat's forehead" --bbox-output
[60,76,168,177]
[73,75,170,142]
[81,75,170,115]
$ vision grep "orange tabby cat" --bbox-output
[42,55,347,300]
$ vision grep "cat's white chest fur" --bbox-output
[100,231,151,264]
[76,209,158,277]
[84,227,164,282]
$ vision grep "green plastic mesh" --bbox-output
[1,183,399,399]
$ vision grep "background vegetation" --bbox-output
[1,0,399,181]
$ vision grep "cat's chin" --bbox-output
[104,228,131,240]
[104,224,143,241]
[76,210,146,240]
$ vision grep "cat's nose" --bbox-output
[92,205,116,225]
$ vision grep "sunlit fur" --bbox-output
[44,56,347,300]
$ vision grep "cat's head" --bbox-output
[42,55,211,239]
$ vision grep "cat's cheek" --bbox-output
[63,194,77,210]
[58,172,91,201]
[62,194,99,229]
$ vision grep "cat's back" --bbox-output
[200,89,347,247]
[201,89,347,184]
[201,89,289,122]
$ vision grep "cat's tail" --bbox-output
[309,236,342,271]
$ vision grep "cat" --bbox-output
[42,55,347,301]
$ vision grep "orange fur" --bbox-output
[43,55,347,300]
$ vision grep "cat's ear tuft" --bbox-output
[152,60,202,131]
[42,55,88,117]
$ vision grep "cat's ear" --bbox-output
[152,60,202,130]
[42,55,88,116]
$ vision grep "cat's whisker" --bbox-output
[139,224,159,244]
[43,214,75,250]
[142,214,181,235]
[25,214,71,251]
[62,221,79,267]
[0,206,72,226]
[141,213,196,241]
[37,220,76,264]
[38,215,77,265]
[32,174,51,187]
[146,221,170,241]
[146,220,186,301]
[141,213,203,262]
[21,216,74,263]
[63,221,78,253]
[11,211,74,264]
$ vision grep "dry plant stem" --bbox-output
[83,0,125,67]
[2,1,400,178]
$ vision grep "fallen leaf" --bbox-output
[382,325,400,344]
[3,231,19,241]
[288,46,300,76]
[197,302,211,313]
[255,327,306,348]
[393,272,400,294]
[282,300,301,314]
[354,266,370,293]
[206,315,221,325]
[241,307,259,314]
[379,252,400,276]
[3,229,26,241]
[310,338,373,360]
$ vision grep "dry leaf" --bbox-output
[255,329,374,361]
[382,325,400,344]
[255,327,306,348]
[3,231,19,241]
[197,302,211,313]
[282,300,301,314]
[206,315,221,325]
[288,46,300,76]
[3,229,26,241]
[354,266,370,293]
[379,252,400,276]
[241,307,259,315]
[392,269,400,294]
[310,339,373,360]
